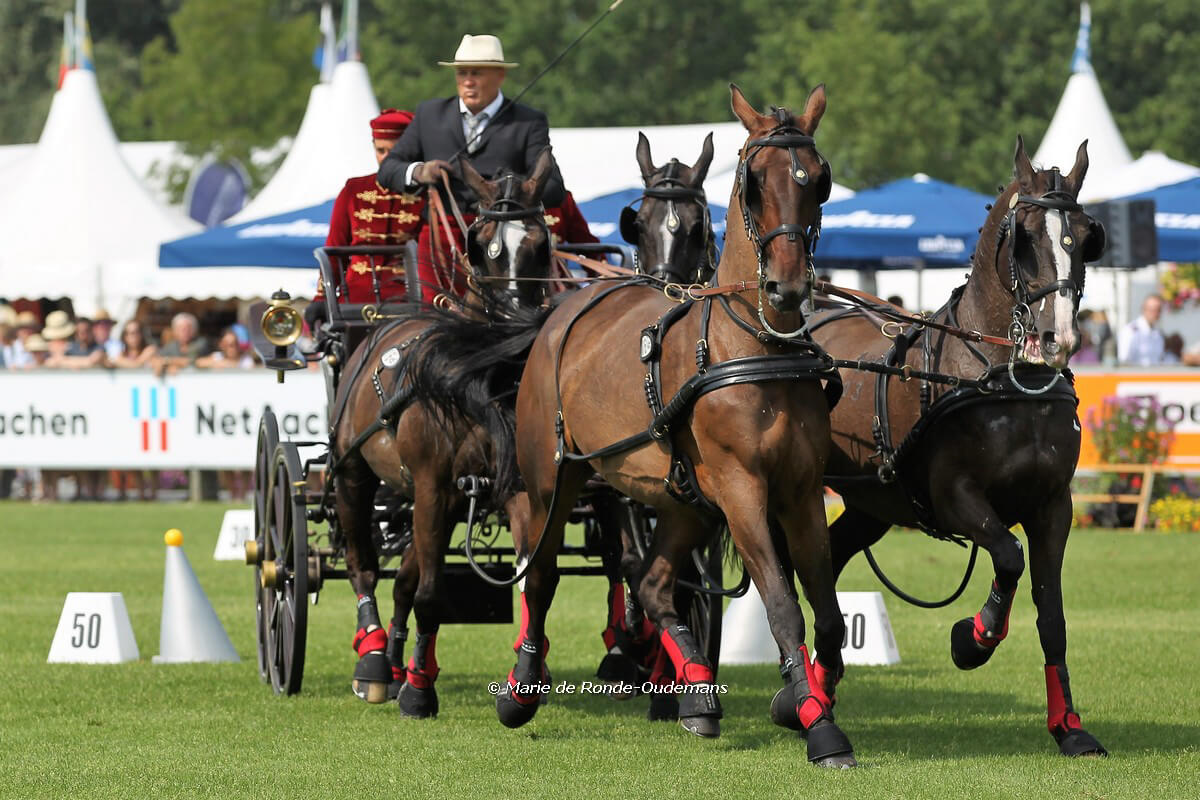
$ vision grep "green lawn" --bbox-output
[1,502,1197,799]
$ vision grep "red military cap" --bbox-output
[370,108,414,139]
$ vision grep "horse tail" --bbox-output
[402,287,558,500]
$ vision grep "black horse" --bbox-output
[809,137,1108,756]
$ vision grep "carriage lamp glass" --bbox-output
[261,305,302,346]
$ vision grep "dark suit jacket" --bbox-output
[377,95,566,211]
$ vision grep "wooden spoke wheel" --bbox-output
[262,441,309,696]
[252,411,279,683]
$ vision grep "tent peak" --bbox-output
[1071,2,1093,75]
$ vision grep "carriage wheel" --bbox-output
[262,441,309,695]
[684,542,724,676]
[252,410,279,683]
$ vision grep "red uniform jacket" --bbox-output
[323,173,425,302]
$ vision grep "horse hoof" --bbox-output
[680,715,720,738]
[352,680,389,704]
[496,684,541,729]
[1056,728,1108,757]
[596,651,641,698]
[950,617,995,670]
[806,719,855,764]
[397,681,438,719]
[769,686,803,731]
[647,692,679,722]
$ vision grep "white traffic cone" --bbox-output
[153,529,240,663]
[718,580,780,665]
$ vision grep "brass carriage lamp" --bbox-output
[261,289,304,383]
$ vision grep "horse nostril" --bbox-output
[764,280,780,296]
[1042,330,1059,356]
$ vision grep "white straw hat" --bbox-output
[438,34,518,68]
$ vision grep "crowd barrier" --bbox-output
[0,370,325,469]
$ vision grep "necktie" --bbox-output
[465,111,488,154]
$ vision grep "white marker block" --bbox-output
[719,587,900,666]
[836,591,900,666]
[213,509,255,561]
[47,592,140,663]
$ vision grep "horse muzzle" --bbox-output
[764,280,806,313]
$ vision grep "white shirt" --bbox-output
[1117,315,1165,366]
[404,92,506,187]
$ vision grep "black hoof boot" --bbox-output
[596,651,642,697]
[397,680,438,718]
[647,691,678,722]
[678,684,723,739]
[496,681,542,729]
[951,617,996,670]
[352,652,391,704]
[1055,727,1108,757]
[769,685,804,731]
[806,719,857,767]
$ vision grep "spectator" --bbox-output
[91,309,121,360]
[195,327,255,369]
[886,294,905,309]
[152,312,211,376]
[66,316,107,367]
[1163,333,1184,364]
[7,311,39,369]
[21,333,49,367]
[111,320,158,368]
[1117,294,1166,366]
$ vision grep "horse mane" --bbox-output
[400,286,562,501]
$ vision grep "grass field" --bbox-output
[1,502,1197,799]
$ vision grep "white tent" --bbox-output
[1033,2,1131,196]
[550,121,853,206]
[230,60,380,223]
[1079,151,1200,204]
[0,69,202,319]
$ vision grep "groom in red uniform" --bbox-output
[321,108,425,303]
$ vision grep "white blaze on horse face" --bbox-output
[500,222,527,294]
[1044,214,1079,357]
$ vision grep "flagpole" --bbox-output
[74,0,86,69]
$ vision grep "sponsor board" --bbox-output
[0,370,325,468]
[1074,369,1200,466]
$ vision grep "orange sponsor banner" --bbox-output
[1074,368,1200,467]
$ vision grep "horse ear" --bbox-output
[692,132,714,185]
[1065,139,1090,196]
[730,83,765,131]
[522,146,555,202]
[796,84,827,135]
[636,132,656,181]
[1013,134,1034,188]
[459,158,495,206]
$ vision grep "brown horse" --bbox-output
[497,85,859,767]
[328,149,556,716]
[810,137,1108,756]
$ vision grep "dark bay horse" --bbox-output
[498,85,859,767]
[810,137,1108,756]
[328,149,556,716]
[595,131,720,689]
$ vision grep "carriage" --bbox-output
[243,241,724,698]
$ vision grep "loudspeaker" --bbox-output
[1087,199,1158,267]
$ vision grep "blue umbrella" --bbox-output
[159,200,333,268]
[1118,177,1200,262]
[577,188,727,246]
[816,175,993,269]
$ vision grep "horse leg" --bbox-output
[396,475,449,718]
[386,542,418,701]
[938,481,1025,670]
[592,494,654,694]
[637,506,723,738]
[768,496,857,767]
[828,504,892,580]
[336,455,390,703]
[495,465,586,728]
[1024,491,1107,756]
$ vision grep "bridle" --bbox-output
[994,168,1089,394]
[468,172,551,300]
[735,116,832,340]
[619,159,714,283]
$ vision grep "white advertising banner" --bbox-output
[0,370,326,468]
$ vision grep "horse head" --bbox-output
[460,147,556,309]
[983,136,1105,369]
[621,132,715,284]
[729,83,832,315]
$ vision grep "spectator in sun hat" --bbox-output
[21,334,50,368]
[315,107,425,311]
[90,309,121,360]
[377,33,568,304]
